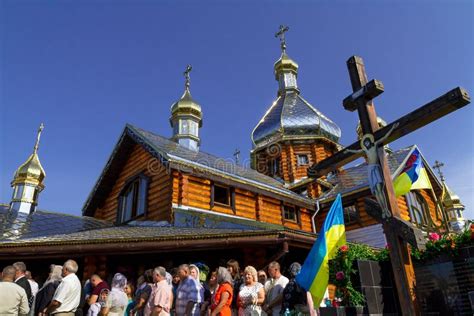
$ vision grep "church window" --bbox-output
[343,204,360,225]
[13,185,24,200]
[406,191,429,227]
[180,120,190,134]
[117,174,149,224]
[188,120,198,135]
[268,158,280,177]
[283,205,299,223]
[297,154,309,166]
[212,183,233,207]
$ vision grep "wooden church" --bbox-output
[0,30,466,281]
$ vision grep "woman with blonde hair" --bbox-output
[210,267,233,316]
[237,266,265,316]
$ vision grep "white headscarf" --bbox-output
[108,273,129,308]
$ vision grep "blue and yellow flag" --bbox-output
[393,148,430,197]
[296,194,346,306]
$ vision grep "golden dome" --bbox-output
[12,153,46,188]
[274,52,299,80]
[170,88,203,124]
[11,124,46,189]
[356,116,387,139]
[170,65,203,128]
[441,182,464,209]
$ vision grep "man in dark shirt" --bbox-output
[13,262,32,306]
[87,274,109,306]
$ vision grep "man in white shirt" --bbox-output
[45,259,81,316]
[0,265,30,315]
[263,261,289,316]
[26,270,39,297]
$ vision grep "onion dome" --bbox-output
[170,69,202,127]
[170,65,203,151]
[251,26,341,149]
[11,124,46,190]
[251,93,342,148]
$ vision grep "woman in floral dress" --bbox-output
[237,266,265,316]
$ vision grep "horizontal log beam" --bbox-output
[308,87,470,178]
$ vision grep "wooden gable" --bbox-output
[94,143,172,223]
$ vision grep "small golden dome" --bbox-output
[12,153,46,188]
[356,116,387,139]
[442,182,463,209]
[170,88,202,123]
[11,124,46,190]
[274,52,299,80]
[170,65,203,128]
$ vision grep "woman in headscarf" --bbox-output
[281,263,315,315]
[100,273,129,316]
[35,265,63,316]
[210,267,233,316]
[189,264,207,315]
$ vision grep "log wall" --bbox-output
[253,140,338,184]
[171,172,313,232]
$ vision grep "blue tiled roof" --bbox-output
[0,204,111,241]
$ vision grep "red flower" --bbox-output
[385,243,391,250]
[336,271,345,281]
[429,232,440,242]
[340,245,349,252]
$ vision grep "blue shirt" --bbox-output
[175,277,202,316]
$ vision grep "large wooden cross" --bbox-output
[307,56,470,315]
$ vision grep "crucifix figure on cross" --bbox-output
[346,122,398,219]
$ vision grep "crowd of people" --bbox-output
[0,259,316,316]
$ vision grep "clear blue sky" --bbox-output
[1,0,473,220]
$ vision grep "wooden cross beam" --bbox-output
[309,55,470,316]
[308,87,470,178]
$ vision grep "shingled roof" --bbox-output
[0,204,111,242]
[82,124,314,216]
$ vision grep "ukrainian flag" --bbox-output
[393,148,430,197]
[296,194,346,306]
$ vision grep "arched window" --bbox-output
[117,174,149,224]
[405,191,430,228]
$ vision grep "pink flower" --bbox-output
[429,232,440,242]
[385,243,391,250]
[340,245,349,252]
[335,271,345,281]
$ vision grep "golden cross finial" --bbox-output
[275,25,289,53]
[184,64,192,90]
[33,123,44,154]
[432,160,445,182]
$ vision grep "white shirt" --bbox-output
[28,279,39,296]
[264,275,289,316]
[52,273,81,313]
[0,281,30,315]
